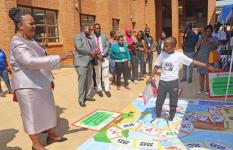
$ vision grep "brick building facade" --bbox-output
[0,0,156,65]
[155,0,216,48]
[0,0,216,65]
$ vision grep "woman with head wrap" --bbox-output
[124,28,139,84]
[8,8,72,150]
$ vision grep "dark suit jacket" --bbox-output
[74,33,97,67]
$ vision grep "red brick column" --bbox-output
[171,0,179,48]
[155,0,163,40]
[208,0,216,25]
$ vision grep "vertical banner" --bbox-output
[208,71,233,98]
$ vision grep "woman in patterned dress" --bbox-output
[196,25,218,94]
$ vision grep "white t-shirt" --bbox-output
[155,51,193,81]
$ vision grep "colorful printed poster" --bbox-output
[73,110,121,131]
[208,72,233,98]
[77,98,233,150]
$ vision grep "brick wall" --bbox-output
[208,0,216,25]
[0,0,17,56]
[0,0,156,65]
[0,0,215,65]
[79,0,156,38]
[171,0,179,48]
[17,0,59,10]
[16,0,78,65]
[144,0,156,38]
[95,0,111,36]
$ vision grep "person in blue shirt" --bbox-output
[110,35,131,90]
[180,23,198,83]
[0,49,12,96]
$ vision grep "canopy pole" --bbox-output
[224,41,233,102]
[224,5,233,102]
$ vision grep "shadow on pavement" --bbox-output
[0,129,22,150]
[55,106,88,137]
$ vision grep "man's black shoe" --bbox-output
[138,78,144,81]
[85,98,95,101]
[79,102,86,107]
[105,91,111,97]
[188,78,192,83]
[180,78,186,82]
[98,91,103,97]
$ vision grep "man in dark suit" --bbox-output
[74,25,97,107]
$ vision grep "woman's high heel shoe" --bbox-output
[47,136,67,144]
[32,146,48,150]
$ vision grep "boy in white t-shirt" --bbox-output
[147,37,215,121]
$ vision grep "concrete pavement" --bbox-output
[0,67,232,150]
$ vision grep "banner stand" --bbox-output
[225,48,233,102]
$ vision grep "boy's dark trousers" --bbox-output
[156,79,179,120]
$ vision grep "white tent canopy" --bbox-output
[217,0,233,7]
[216,0,233,14]
[216,2,233,101]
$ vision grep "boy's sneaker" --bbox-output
[196,91,203,94]
[156,112,161,118]
[168,115,174,121]
[156,117,161,122]
[156,115,161,118]
[196,91,208,95]
[204,91,209,95]
[151,117,161,124]
[134,80,138,84]
[128,80,131,83]
[166,119,173,127]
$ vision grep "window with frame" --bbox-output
[18,6,59,43]
[80,14,96,28]
[112,18,120,31]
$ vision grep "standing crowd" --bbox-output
[74,23,158,107]
[181,22,232,94]
[1,6,232,150]
[4,7,158,150]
